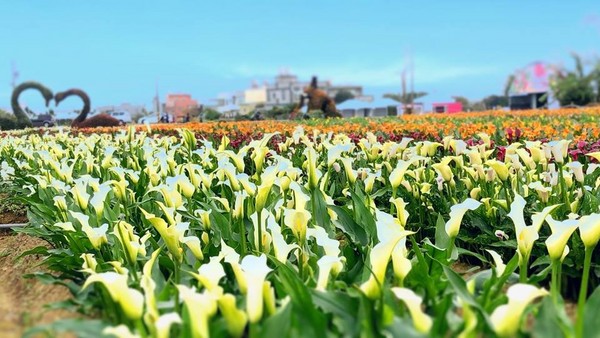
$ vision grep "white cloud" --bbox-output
[229,58,498,87]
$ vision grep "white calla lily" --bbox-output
[391,287,432,334]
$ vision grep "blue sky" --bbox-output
[1,1,599,112]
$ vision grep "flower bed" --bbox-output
[1,117,600,336]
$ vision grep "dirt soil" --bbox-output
[0,214,77,337]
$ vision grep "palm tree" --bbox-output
[550,53,596,107]
[383,92,428,104]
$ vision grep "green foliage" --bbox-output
[334,90,355,104]
[3,125,600,337]
[384,91,428,104]
[0,109,17,130]
[551,53,599,107]
[202,108,222,121]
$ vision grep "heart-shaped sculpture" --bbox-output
[54,89,122,128]
[10,82,122,129]
[10,81,54,129]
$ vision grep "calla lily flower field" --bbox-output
[3,109,600,337]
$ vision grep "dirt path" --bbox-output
[0,219,77,337]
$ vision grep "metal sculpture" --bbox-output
[290,77,342,119]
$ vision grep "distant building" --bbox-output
[265,71,363,108]
[96,103,146,117]
[509,92,548,110]
[210,85,268,118]
[432,102,463,114]
[165,94,199,122]
[239,87,267,115]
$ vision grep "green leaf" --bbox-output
[312,290,359,337]
[311,189,333,234]
[384,318,428,338]
[434,213,451,250]
[259,301,293,338]
[584,286,600,338]
[349,188,377,243]
[441,264,492,327]
[274,262,327,335]
[330,205,368,246]
[357,291,378,338]
[532,297,573,338]
[23,319,108,338]
[208,204,231,241]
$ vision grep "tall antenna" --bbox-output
[154,80,161,120]
[409,52,414,103]
[11,61,19,89]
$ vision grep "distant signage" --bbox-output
[508,62,559,95]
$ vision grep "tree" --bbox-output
[334,90,354,104]
[482,95,508,109]
[384,92,428,114]
[550,53,597,107]
[452,96,486,112]
[383,92,428,105]
[203,108,221,121]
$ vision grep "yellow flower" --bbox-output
[89,182,112,218]
[389,158,421,190]
[432,157,454,182]
[340,157,357,184]
[389,197,409,227]
[508,194,559,263]
[490,284,548,337]
[304,147,321,190]
[316,255,344,291]
[217,294,247,338]
[83,272,145,320]
[71,182,90,210]
[547,140,570,164]
[70,211,108,249]
[155,313,182,338]
[327,143,352,167]
[191,257,225,293]
[176,285,217,338]
[545,216,579,261]
[445,198,482,238]
[578,213,600,248]
[486,159,509,181]
[283,208,311,243]
[485,249,506,276]
[141,209,185,262]
[267,221,298,263]
[586,151,600,162]
[255,166,277,213]
[239,254,272,323]
[391,287,432,334]
[361,210,414,299]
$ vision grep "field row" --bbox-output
[1,117,600,336]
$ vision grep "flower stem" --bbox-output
[551,259,560,305]
[558,163,570,208]
[238,219,247,255]
[519,253,529,283]
[257,209,263,252]
[174,261,181,314]
[447,236,456,262]
[135,319,148,338]
[576,246,594,338]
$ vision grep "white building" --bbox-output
[266,71,363,108]
[96,103,146,116]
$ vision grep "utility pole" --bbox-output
[154,80,160,121]
[11,61,19,89]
